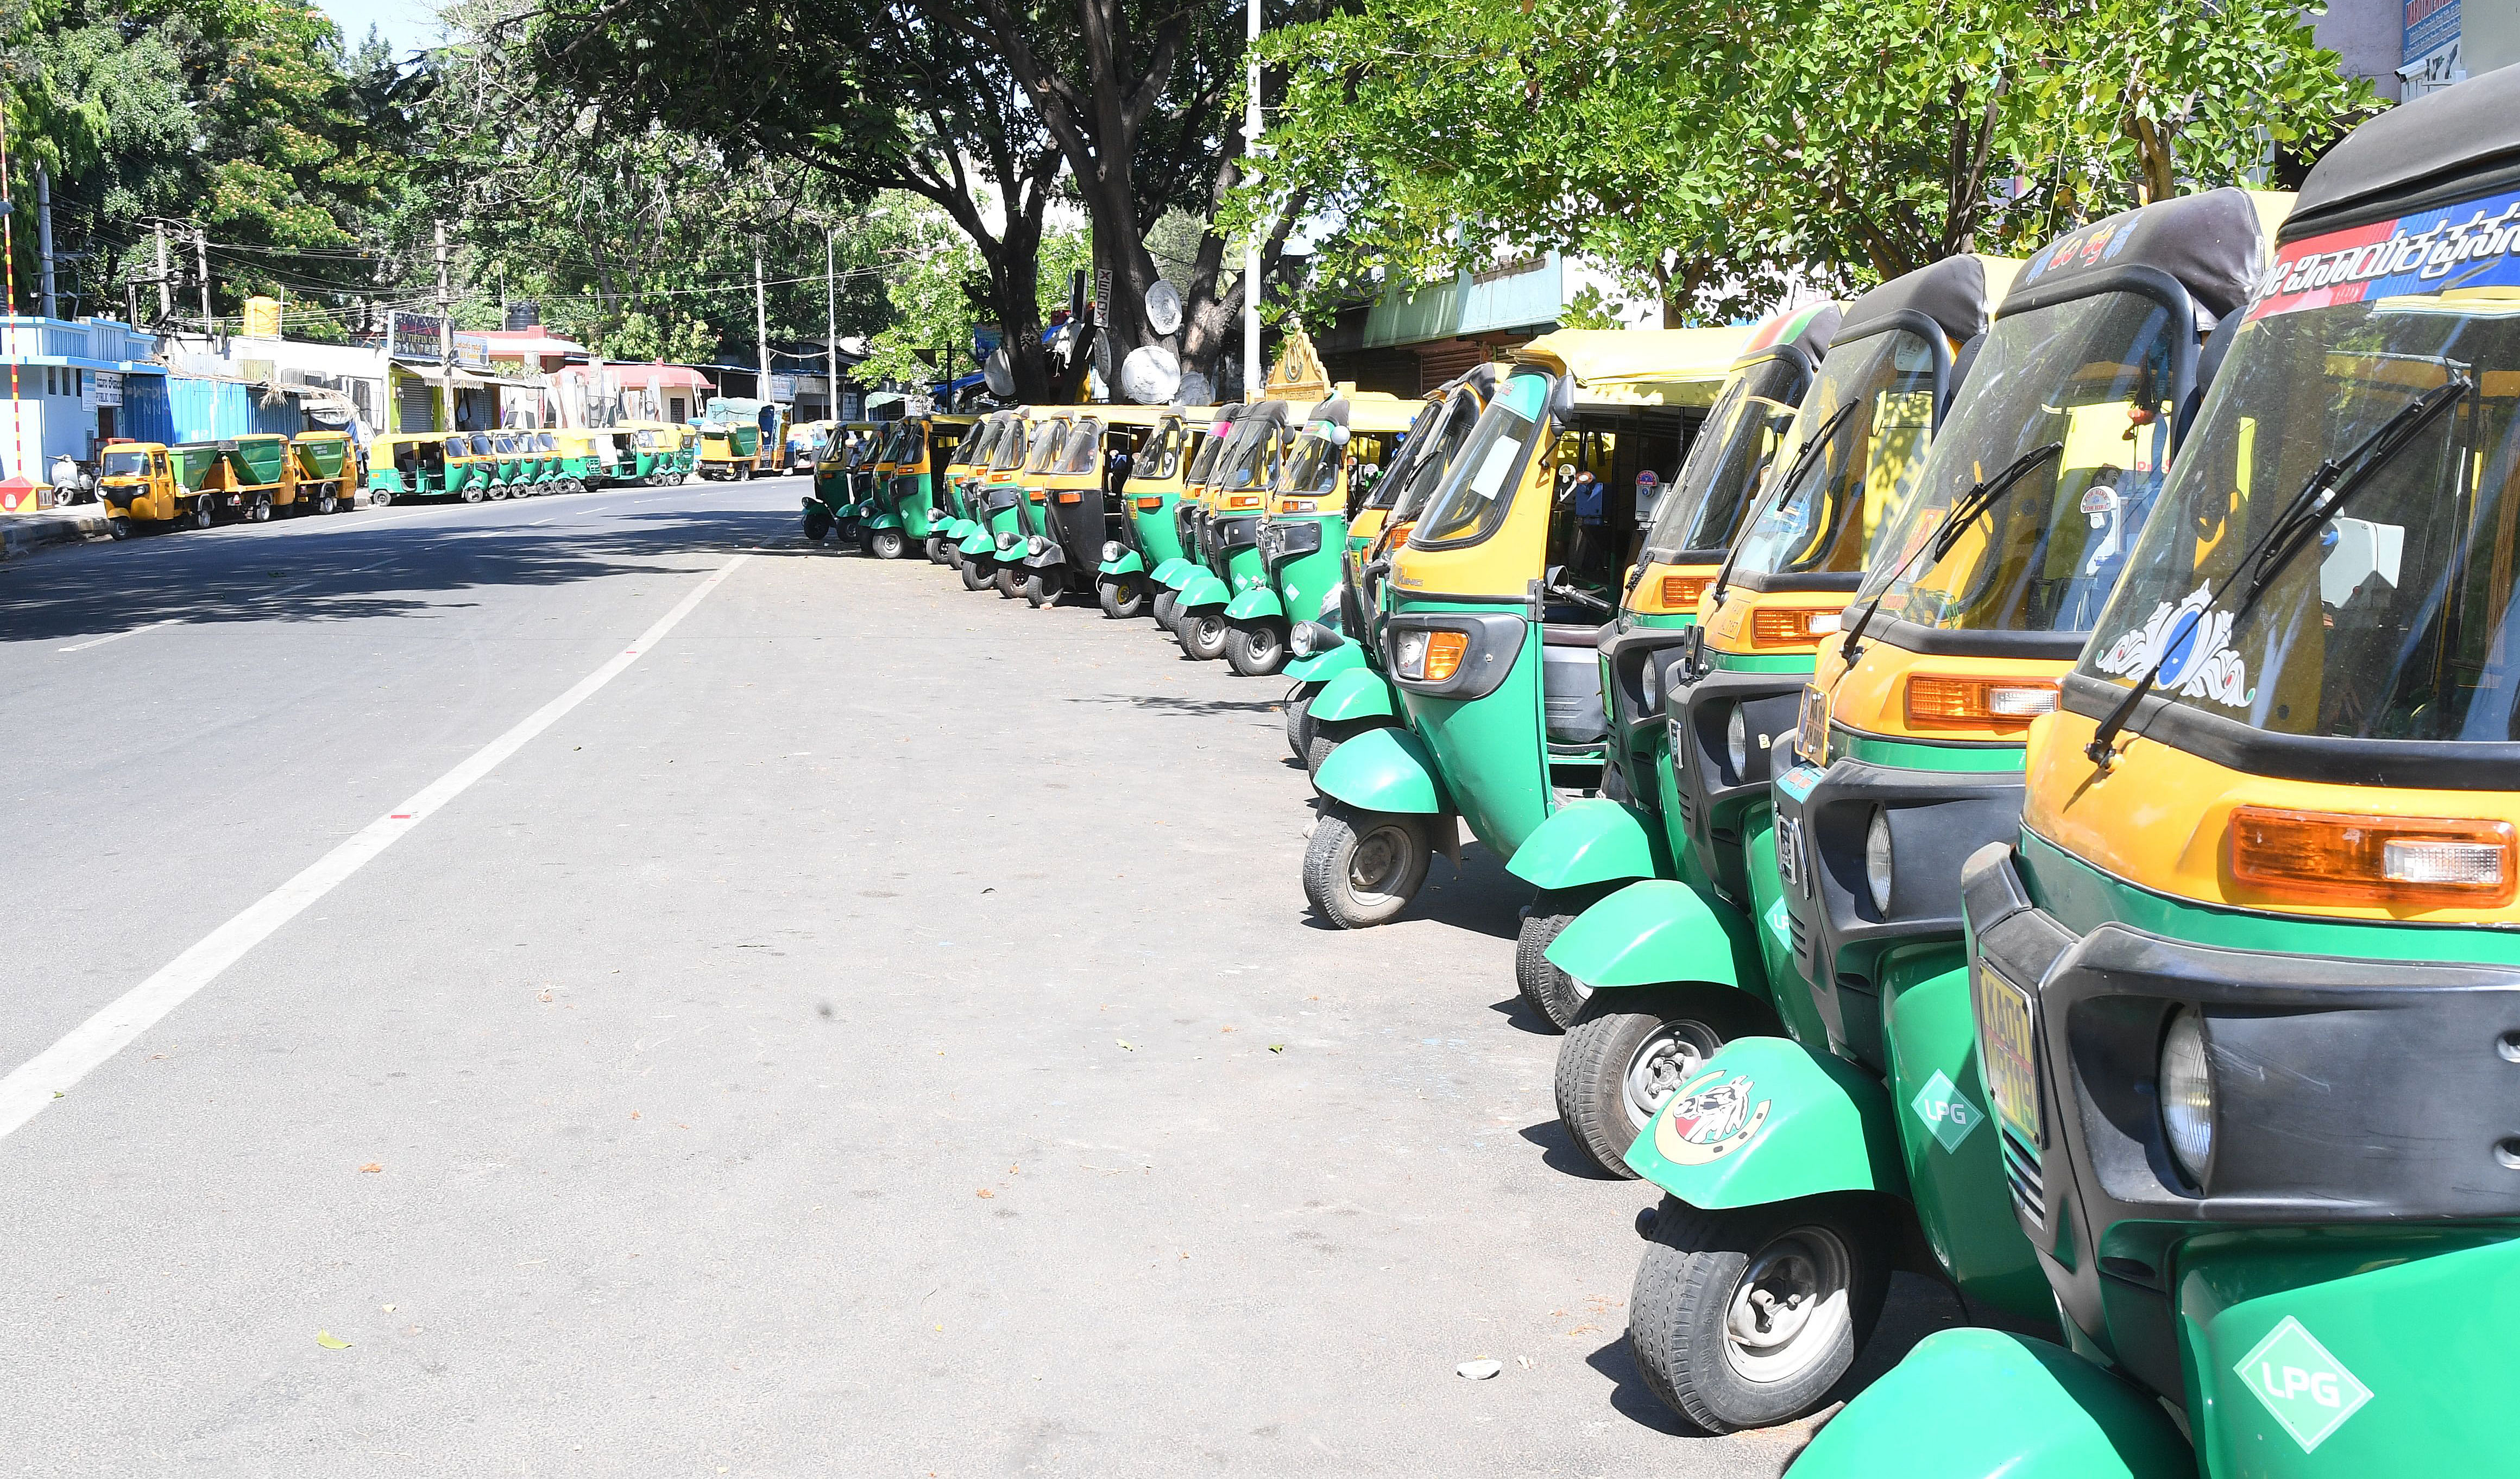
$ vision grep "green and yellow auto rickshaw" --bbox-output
[1610,189,2284,1438]
[1097,403,1218,618]
[1283,365,1500,769]
[938,413,1011,564]
[1794,75,2520,1479]
[1298,328,1748,927]
[1171,399,1313,661]
[1221,393,1422,675]
[889,413,974,562]
[1150,402,1249,632]
[955,408,1038,593]
[1501,305,1841,1025]
[362,434,453,509]
[1007,406,1164,606]
[553,428,619,492]
[988,409,1086,598]
[1539,255,2015,1160]
[530,429,572,492]
[803,421,875,543]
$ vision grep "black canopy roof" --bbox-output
[2289,63,2520,238]
[1838,255,1996,348]
[2005,186,2272,324]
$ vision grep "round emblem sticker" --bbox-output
[1654,1069,1773,1165]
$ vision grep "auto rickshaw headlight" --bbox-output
[1641,657,1661,713]
[1725,707,1749,775]
[2160,1008,2215,1186]
[1028,535,1048,556]
[1102,540,1123,563]
[1864,810,1894,915]
[1394,629,1430,680]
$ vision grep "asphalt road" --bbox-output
[0,476,1964,1475]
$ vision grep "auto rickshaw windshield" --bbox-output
[2079,287,2520,742]
[470,434,496,456]
[991,422,1031,471]
[1389,393,1484,523]
[1024,421,1068,473]
[1214,417,1277,491]
[1643,355,1810,558]
[1413,369,1549,546]
[1726,328,1939,579]
[1055,419,1103,475]
[1361,400,1445,510]
[1858,291,2179,635]
[1278,429,1344,496]
[102,448,152,477]
[1127,418,1186,482]
[949,421,994,470]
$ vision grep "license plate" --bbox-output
[1973,961,2043,1145]
[1775,815,1803,891]
[1797,685,1829,765]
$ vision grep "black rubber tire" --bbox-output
[315,490,338,516]
[1301,803,1433,929]
[1177,609,1230,661]
[107,516,131,541]
[1629,1195,1890,1433]
[1515,905,1591,1032]
[1284,686,1320,761]
[1099,576,1148,620]
[191,497,216,530]
[1306,715,1391,776]
[925,535,949,565]
[1022,570,1059,608]
[1554,985,1759,1179]
[462,486,486,504]
[871,528,909,560]
[1224,620,1288,677]
[1152,586,1182,631]
[803,509,833,541]
[961,558,991,592]
[370,489,393,508]
[994,562,1022,599]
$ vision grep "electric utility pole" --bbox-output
[754,251,770,403]
[825,229,837,421]
[194,227,211,333]
[436,221,453,431]
[35,162,55,320]
[1243,0,1262,400]
[155,223,171,325]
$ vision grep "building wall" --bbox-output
[2316,0,2410,96]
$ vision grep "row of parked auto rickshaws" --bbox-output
[809,76,2520,1477]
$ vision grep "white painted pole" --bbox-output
[1243,0,1261,400]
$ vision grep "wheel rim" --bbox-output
[1620,1017,1725,1134]
[1345,820,1415,901]
[1721,1225,1855,1386]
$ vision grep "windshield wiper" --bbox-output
[1836,441,2063,666]
[1703,397,1862,620]
[2084,374,2472,768]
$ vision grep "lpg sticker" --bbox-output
[2234,1316,2373,1453]
[1653,1069,1772,1165]
[1910,1070,1984,1153]
[1762,895,1792,946]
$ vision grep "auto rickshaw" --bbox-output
[1010,406,1163,605]
[887,413,973,562]
[803,421,875,543]
[1150,401,1254,630]
[1500,305,1841,1025]
[1540,255,2016,1154]
[788,418,837,473]
[1794,74,2520,1479]
[552,428,618,491]
[937,413,1010,564]
[699,397,783,479]
[364,433,466,508]
[1283,365,1501,770]
[94,440,220,534]
[529,430,575,492]
[1609,191,2284,1438]
[1171,399,1313,661]
[1223,393,1421,675]
[1095,403,1217,617]
[986,410,1082,598]
[1299,327,1749,927]
[954,408,1037,593]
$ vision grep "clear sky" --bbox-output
[315,0,443,61]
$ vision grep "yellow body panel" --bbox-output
[1389,439,1555,598]
[1628,559,1723,617]
[1699,587,1855,657]
[1815,641,2070,745]
[2024,710,2520,925]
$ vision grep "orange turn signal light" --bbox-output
[1659,575,1710,612]
[1424,630,1470,682]
[1135,496,1163,510]
[1227,495,1261,509]
[2229,807,2516,907]
[1056,491,1083,504]
[1905,675,2061,726]
[1749,607,1839,647]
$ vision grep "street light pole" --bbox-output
[826,229,837,421]
[1243,0,1261,400]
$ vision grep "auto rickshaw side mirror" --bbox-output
[1547,373,1576,424]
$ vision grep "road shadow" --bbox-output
[1517,1117,1625,1178]
[1584,1333,1712,1439]
[1073,693,1288,718]
[1485,991,1558,1036]
[0,500,793,646]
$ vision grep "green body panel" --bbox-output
[366,468,406,495]
[225,435,289,485]
[1397,606,1548,857]
[1652,728,1710,889]
[958,528,997,557]
[1126,494,1185,565]
[891,471,937,537]
[1711,649,1813,674]
[1226,542,1269,595]
[1152,557,1193,587]
[1790,1330,2193,1479]
[1099,549,1146,577]
[1269,517,1345,635]
[1544,877,1757,992]
[1832,725,2029,772]
[1284,643,1365,683]
[1224,586,1284,621]
[1312,724,1447,814]
[2180,1229,2520,1474]
[1740,800,1833,1047]
[1178,571,1232,609]
[984,500,1023,550]
[1504,797,1669,892]
[1311,666,1397,722]
[293,439,349,478]
[1622,1034,1905,1206]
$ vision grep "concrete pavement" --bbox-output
[0,476,1962,1474]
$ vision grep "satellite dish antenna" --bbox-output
[983,346,1016,398]
[1176,369,1215,406]
[1120,345,1183,404]
[1145,280,1185,337]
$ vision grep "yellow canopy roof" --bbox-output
[1515,327,1757,408]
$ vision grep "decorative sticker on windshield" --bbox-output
[2251,189,2520,321]
[2091,582,2255,706]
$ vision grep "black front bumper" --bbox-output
[1670,666,1809,905]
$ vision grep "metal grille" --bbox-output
[2000,1125,2045,1227]
[1796,685,1829,766]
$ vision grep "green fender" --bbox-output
[1151,557,1191,586]
[1099,549,1146,577]
[1505,797,1665,892]
[1545,878,1754,990]
[946,518,977,540]
[1786,1330,2193,1479]
[1312,724,1448,814]
[957,529,997,556]
[868,510,903,530]
[1284,643,1365,682]
[1311,666,1398,723]
[1177,571,1231,609]
[1623,1034,1906,1206]
[1224,586,1284,621]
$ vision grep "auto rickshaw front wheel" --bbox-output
[1284,685,1319,760]
[191,497,216,530]
[370,489,393,508]
[925,535,950,565]
[870,528,909,560]
[1629,1194,1889,1433]
[960,558,991,592]
[462,486,486,504]
[1152,587,1182,631]
[994,563,1023,599]
[1098,576,1148,620]
[1224,620,1287,677]
[1302,803,1432,928]
[1177,610,1230,661]
[1515,902,1595,1031]
[1022,570,1062,607]
[106,516,131,541]
[802,508,833,541]
[1554,985,1763,1178]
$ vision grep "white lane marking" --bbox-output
[0,553,752,1140]
[58,620,177,653]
